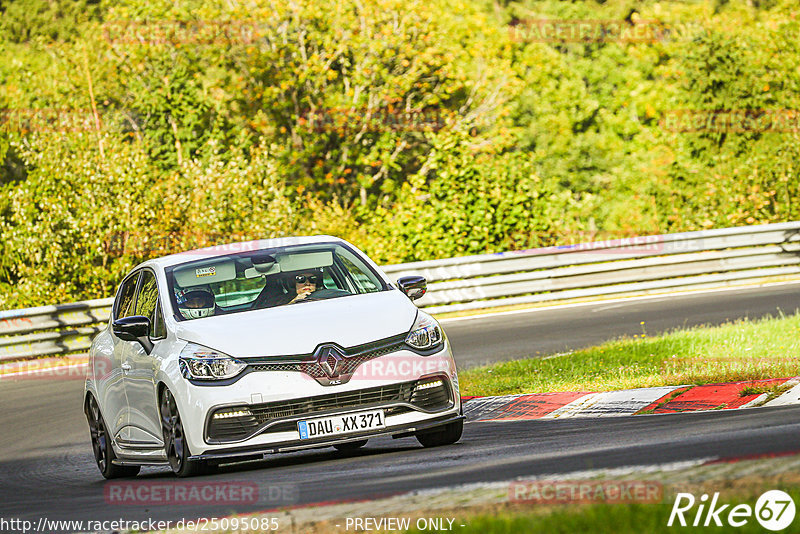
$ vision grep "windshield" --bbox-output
[165,242,387,321]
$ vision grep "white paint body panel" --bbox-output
[173,290,416,358]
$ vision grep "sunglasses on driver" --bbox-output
[295,274,320,285]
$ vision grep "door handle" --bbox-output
[121,362,132,373]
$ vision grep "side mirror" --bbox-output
[112,315,154,354]
[397,275,427,301]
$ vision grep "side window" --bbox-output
[135,270,161,338]
[115,273,140,319]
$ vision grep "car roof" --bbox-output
[133,235,347,272]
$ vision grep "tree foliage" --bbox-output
[1,0,800,308]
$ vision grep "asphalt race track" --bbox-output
[2,283,800,525]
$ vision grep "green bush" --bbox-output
[2,0,800,307]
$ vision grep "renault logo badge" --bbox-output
[315,345,344,378]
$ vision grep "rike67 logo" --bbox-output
[668,490,796,531]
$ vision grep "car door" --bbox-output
[123,268,166,447]
[101,271,140,442]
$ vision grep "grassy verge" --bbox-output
[402,471,800,534]
[459,313,800,396]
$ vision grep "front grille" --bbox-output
[206,376,453,442]
[250,362,327,378]
[245,333,407,381]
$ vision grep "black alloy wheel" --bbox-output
[85,395,140,479]
[160,388,203,477]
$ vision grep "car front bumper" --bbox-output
[172,343,461,457]
[189,413,465,461]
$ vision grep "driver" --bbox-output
[288,270,321,304]
[175,287,216,319]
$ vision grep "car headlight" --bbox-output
[405,311,443,351]
[179,343,247,380]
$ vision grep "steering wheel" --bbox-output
[296,288,351,302]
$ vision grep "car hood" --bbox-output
[173,290,418,358]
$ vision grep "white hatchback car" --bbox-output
[84,236,463,477]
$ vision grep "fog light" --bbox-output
[213,408,252,419]
[416,379,444,391]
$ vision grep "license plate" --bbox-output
[297,409,386,440]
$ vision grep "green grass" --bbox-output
[459,313,800,396]
[426,503,672,534]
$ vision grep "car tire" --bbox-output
[160,388,204,477]
[415,419,463,448]
[85,396,140,479]
[333,439,368,451]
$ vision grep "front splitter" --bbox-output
[189,414,464,461]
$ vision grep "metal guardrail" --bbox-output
[383,221,800,312]
[2,222,800,363]
[0,298,112,362]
